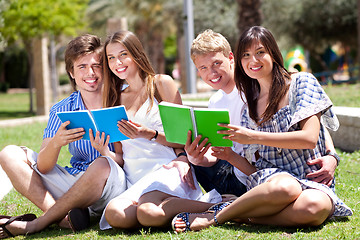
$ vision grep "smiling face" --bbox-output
[106,42,139,81]
[193,51,235,93]
[240,41,273,83]
[70,52,102,93]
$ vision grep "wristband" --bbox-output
[150,130,158,141]
[177,152,187,158]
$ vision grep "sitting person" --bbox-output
[0,34,127,238]
[172,26,352,232]
[98,30,222,230]
[185,29,339,198]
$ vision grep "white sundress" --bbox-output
[99,98,221,230]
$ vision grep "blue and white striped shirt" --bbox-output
[43,91,115,175]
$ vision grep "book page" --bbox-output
[193,108,232,147]
[90,105,129,143]
[56,110,97,141]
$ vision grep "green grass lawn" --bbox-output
[0,83,359,239]
[0,115,359,239]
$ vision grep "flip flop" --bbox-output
[68,208,90,232]
[171,212,192,232]
[0,213,37,238]
[0,216,11,220]
[207,201,232,226]
[207,201,232,212]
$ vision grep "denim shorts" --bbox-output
[192,159,247,197]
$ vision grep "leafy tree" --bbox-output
[88,0,179,74]
[87,0,242,92]
[0,0,89,112]
[262,0,357,72]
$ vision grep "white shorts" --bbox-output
[22,147,127,216]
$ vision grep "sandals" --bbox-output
[207,201,232,226]
[171,212,192,232]
[172,201,232,232]
[0,213,37,238]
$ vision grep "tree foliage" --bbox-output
[262,0,357,54]
[0,0,89,45]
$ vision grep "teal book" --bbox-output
[56,105,129,143]
[158,102,232,147]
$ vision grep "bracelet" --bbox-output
[177,152,187,158]
[150,130,158,141]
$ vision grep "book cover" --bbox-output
[56,105,129,143]
[158,102,194,145]
[158,102,232,147]
[193,108,232,147]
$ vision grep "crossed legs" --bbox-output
[104,190,215,229]
[0,145,56,212]
[0,145,112,237]
[173,174,333,232]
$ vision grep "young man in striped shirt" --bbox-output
[0,34,126,237]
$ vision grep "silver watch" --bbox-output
[326,150,340,166]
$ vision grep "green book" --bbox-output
[158,102,232,147]
[56,105,129,143]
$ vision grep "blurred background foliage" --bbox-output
[0,0,358,92]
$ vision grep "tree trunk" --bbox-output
[50,35,58,104]
[24,41,34,114]
[237,0,262,34]
[135,21,165,74]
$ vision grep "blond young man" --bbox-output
[185,29,339,197]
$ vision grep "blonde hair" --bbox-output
[191,29,231,62]
[102,30,157,109]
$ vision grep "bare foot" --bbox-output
[172,212,215,232]
[0,218,36,239]
[58,215,71,229]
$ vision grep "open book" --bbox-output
[56,105,129,143]
[158,102,232,147]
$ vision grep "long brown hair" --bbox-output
[102,30,157,108]
[234,26,291,124]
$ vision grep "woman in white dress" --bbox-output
[99,30,222,230]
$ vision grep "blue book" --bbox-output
[56,105,129,143]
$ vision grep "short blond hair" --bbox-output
[191,29,231,62]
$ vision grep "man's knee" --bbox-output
[0,145,28,167]
[86,157,111,178]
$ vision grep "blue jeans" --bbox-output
[193,160,247,197]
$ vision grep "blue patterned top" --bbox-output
[43,91,115,175]
[241,72,338,178]
[241,72,352,217]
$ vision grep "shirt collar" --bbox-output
[74,90,86,111]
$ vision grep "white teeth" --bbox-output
[85,79,96,83]
[117,67,126,72]
[210,77,220,83]
[251,66,261,70]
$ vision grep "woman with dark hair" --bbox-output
[98,30,222,230]
[172,26,352,232]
